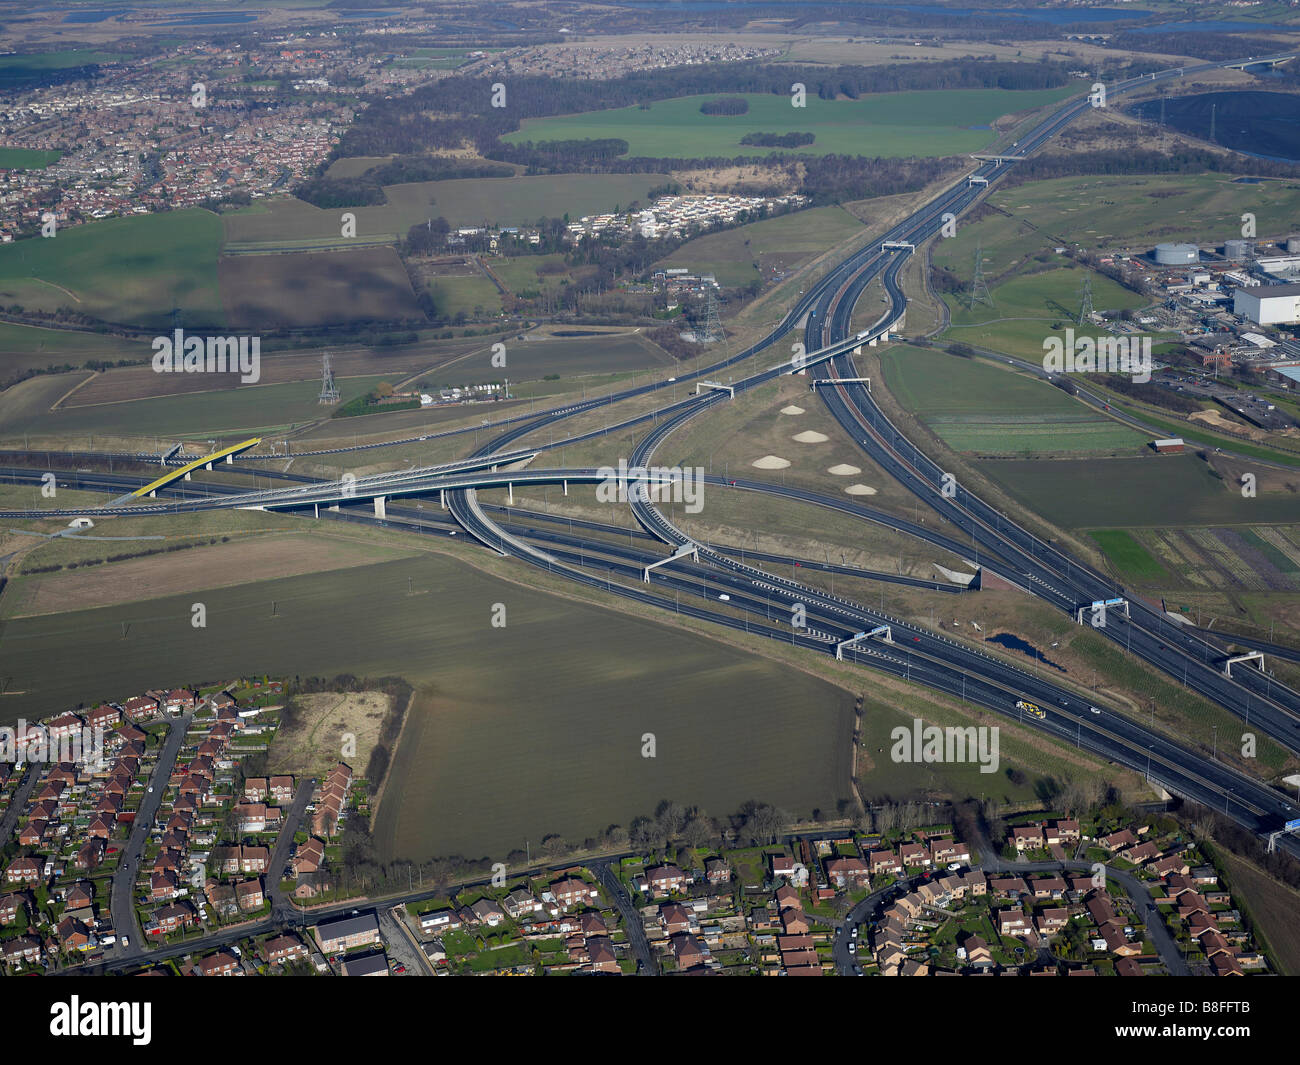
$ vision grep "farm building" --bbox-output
[1152,438,1185,454]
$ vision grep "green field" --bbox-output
[0,371,394,441]
[503,87,1078,160]
[0,50,125,87]
[978,455,1300,528]
[0,551,857,859]
[881,344,1146,456]
[429,273,504,319]
[983,173,1300,253]
[0,322,141,382]
[655,206,864,287]
[939,268,1152,361]
[0,209,224,329]
[0,148,62,170]
[1089,529,1170,582]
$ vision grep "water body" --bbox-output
[1129,91,1300,163]
[986,632,1067,674]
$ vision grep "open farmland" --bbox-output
[0,208,224,329]
[655,205,864,287]
[0,321,142,382]
[880,344,1146,456]
[1096,524,1300,592]
[58,337,489,406]
[0,369,394,442]
[219,246,421,330]
[977,455,1300,529]
[0,551,857,859]
[503,87,1077,160]
[989,173,1300,253]
[1,532,419,618]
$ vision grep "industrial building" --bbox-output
[1233,282,1300,326]
[1154,242,1200,265]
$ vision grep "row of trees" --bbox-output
[1007,144,1300,186]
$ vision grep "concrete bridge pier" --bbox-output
[374,495,387,519]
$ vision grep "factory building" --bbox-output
[1233,282,1300,326]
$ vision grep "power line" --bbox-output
[318,351,340,405]
[968,243,993,309]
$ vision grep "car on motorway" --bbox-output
[1090,706,1102,715]
[718,593,731,601]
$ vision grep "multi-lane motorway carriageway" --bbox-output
[7,462,1298,852]
[5,52,1300,853]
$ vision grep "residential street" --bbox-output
[105,710,194,964]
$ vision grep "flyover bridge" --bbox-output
[0,459,687,520]
[113,437,262,504]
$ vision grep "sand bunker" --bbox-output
[827,464,861,476]
[792,430,829,443]
[844,484,878,495]
[779,405,805,415]
[751,455,791,470]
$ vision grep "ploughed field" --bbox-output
[0,551,857,860]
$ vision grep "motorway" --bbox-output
[6,51,1300,873]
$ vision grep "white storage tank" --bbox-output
[1224,238,1253,260]
[1154,242,1199,265]
[1288,236,1300,254]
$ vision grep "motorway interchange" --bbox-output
[7,52,1300,857]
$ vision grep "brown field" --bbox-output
[1214,847,1300,976]
[269,690,393,782]
[219,247,421,330]
[2,532,418,617]
[1188,408,1268,441]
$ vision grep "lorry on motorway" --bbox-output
[1016,700,1046,719]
